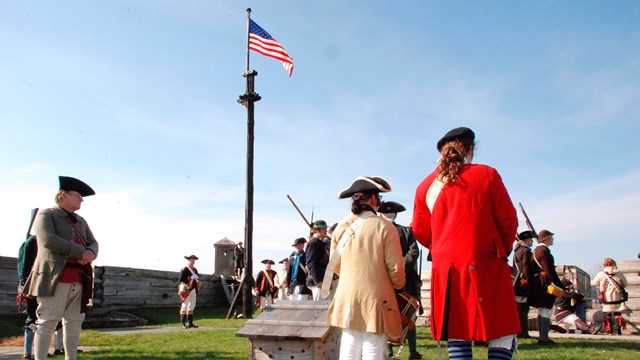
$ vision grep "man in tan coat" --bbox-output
[325,176,405,360]
[26,176,98,360]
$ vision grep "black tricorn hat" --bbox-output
[517,230,536,241]
[184,255,199,260]
[261,259,275,265]
[311,220,328,229]
[59,176,95,197]
[292,237,307,246]
[378,201,406,214]
[436,127,475,152]
[278,258,288,264]
[338,176,392,199]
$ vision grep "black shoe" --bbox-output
[188,323,199,328]
[537,339,557,346]
[550,324,567,333]
[408,353,423,360]
[48,349,64,357]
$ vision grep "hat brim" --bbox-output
[378,201,406,214]
[338,176,392,199]
[59,176,96,197]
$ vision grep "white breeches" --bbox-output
[277,287,287,301]
[259,294,273,309]
[538,307,553,319]
[180,291,197,314]
[291,285,311,300]
[35,282,85,360]
[310,286,321,300]
[339,328,387,360]
[557,314,581,330]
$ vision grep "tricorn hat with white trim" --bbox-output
[338,176,392,199]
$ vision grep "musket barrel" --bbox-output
[518,202,538,237]
[287,195,311,228]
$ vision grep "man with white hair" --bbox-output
[25,176,99,360]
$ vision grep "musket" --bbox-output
[309,206,315,238]
[518,202,538,238]
[26,208,39,240]
[18,208,39,314]
[286,195,311,228]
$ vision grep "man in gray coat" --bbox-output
[25,176,99,360]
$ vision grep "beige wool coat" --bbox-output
[25,206,99,297]
[592,266,628,313]
[326,211,405,341]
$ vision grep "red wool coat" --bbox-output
[412,164,519,341]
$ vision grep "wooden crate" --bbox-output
[236,300,340,360]
[556,264,593,307]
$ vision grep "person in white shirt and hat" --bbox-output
[179,255,201,329]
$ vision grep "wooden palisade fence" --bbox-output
[417,260,640,335]
[0,257,227,316]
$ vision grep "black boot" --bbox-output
[517,302,531,338]
[180,314,187,329]
[188,314,198,328]
[537,316,556,346]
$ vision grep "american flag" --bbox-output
[249,19,294,77]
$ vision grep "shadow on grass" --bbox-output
[518,338,640,352]
[76,350,245,360]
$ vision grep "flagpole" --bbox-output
[231,7,261,320]
[245,8,251,72]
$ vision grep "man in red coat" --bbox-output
[412,127,519,359]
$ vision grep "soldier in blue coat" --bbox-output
[285,237,311,300]
[306,220,330,300]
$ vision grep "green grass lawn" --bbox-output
[2,307,639,359]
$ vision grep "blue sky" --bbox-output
[1,1,638,277]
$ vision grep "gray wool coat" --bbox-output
[25,206,99,297]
